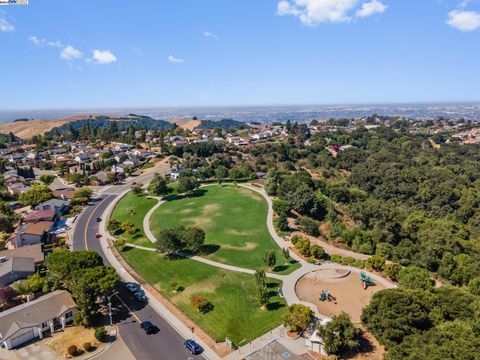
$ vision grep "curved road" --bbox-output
[71,162,205,360]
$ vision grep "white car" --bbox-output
[126,283,140,293]
[134,291,147,302]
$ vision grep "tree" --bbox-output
[120,220,136,234]
[361,289,431,347]
[148,173,169,196]
[398,266,434,291]
[296,216,321,237]
[215,166,228,184]
[365,255,386,272]
[317,313,360,356]
[155,227,185,255]
[13,273,45,295]
[264,250,276,270]
[383,263,402,281]
[0,213,14,233]
[310,245,326,260]
[177,176,198,196]
[183,226,205,254]
[264,169,279,195]
[71,188,93,206]
[284,304,314,333]
[255,269,269,308]
[272,199,290,215]
[45,251,104,286]
[19,183,53,207]
[39,174,56,185]
[107,219,121,235]
[282,247,290,260]
[0,286,16,310]
[386,321,480,360]
[276,212,289,231]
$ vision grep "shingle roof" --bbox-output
[0,290,76,340]
[23,209,56,223]
[0,244,44,263]
[0,257,35,278]
[18,221,54,236]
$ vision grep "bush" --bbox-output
[310,245,326,260]
[352,259,365,269]
[94,326,107,342]
[272,199,290,215]
[330,254,342,263]
[190,295,212,313]
[296,216,321,237]
[366,255,386,272]
[383,263,402,281]
[294,236,311,256]
[67,345,78,356]
[342,256,356,265]
[83,342,92,352]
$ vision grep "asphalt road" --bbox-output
[71,164,205,360]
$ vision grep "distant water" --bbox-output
[1,103,480,124]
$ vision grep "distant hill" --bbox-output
[0,116,80,139]
[44,115,174,137]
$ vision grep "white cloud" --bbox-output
[277,0,387,25]
[29,36,64,48]
[0,18,14,32]
[60,45,83,60]
[168,55,184,63]
[447,9,480,31]
[91,49,117,64]
[355,0,387,17]
[204,31,219,39]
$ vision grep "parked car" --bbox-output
[126,283,140,293]
[96,217,102,222]
[134,290,147,302]
[184,339,202,355]
[140,321,156,335]
[95,232,101,238]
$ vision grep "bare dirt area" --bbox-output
[171,119,201,130]
[295,270,386,323]
[43,326,101,357]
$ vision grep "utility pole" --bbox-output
[107,291,119,326]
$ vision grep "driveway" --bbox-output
[0,342,61,360]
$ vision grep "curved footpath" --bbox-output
[140,184,397,319]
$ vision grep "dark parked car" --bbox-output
[184,339,202,355]
[140,321,156,335]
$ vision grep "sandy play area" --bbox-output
[295,269,386,323]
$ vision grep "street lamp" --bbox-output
[107,291,119,326]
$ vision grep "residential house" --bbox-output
[0,290,76,349]
[111,163,130,174]
[0,257,35,287]
[23,209,56,224]
[52,189,76,200]
[0,244,45,265]
[36,199,69,217]
[8,222,53,249]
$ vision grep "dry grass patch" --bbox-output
[44,326,99,356]
[222,241,258,251]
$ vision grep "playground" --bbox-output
[294,269,386,323]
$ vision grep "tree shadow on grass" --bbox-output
[199,244,220,255]
[189,189,207,198]
[272,264,289,272]
[266,302,286,311]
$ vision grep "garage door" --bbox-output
[10,329,35,348]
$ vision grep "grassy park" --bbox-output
[150,185,300,273]
[110,192,157,247]
[121,248,287,345]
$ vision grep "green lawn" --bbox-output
[110,192,157,247]
[121,248,287,345]
[150,185,300,274]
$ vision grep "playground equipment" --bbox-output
[319,289,329,301]
[360,271,374,290]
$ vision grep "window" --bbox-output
[42,322,49,328]
[65,311,73,318]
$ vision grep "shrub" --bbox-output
[366,255,386,272]
[67,345,77,356]
[294,236,311,256]
[330,254,342,263]
[352,259,366,269]
[310,245,326,260]
[296,216,321,237]
[94,326,107,342]
[290,235,301,245]
[342,256,356,265]
[383,263,402,281]
[272,199,290,215]
[83,342,92,352]
[190,295,211,313]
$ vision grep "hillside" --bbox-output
[0,116,83,139]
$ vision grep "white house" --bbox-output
[0,290,76,350]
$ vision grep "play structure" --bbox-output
[360,271,374,290]
[319,289,337,304]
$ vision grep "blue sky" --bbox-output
[0,0,479,109]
